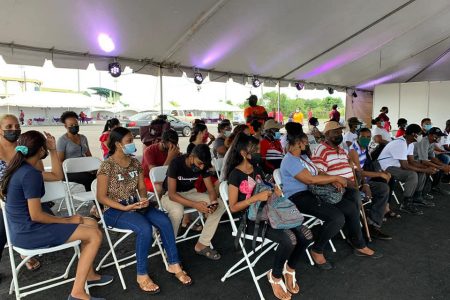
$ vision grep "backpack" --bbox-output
[140,119,171,146]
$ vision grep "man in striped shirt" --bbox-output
[348,128,392,240]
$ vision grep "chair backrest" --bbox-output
[149,166,168,207]
[273,169,282,187]
[41,181,67,203]
[213,157,224,179]
[90,179,108,223]
[1,200,14,248]
[219,181,238,233]
[63,157,102,174]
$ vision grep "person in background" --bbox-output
[348,128,392,240]
[307,108,313,122]
[329,104,340,122]
[378,107,391,132]
[268,108,284,124]
[370,117,392,152]
[161,144,225,261]
[244,95,268,135]
[213,120,232,158]
[226,133,312,299]
[435,119,450,166]
[288,112,294,123]
[57,111,95,191]
[99,118,121,159]
[251,119,263,141]
[308,117,322,142]
[1,130,111,300]
[293,108,304,125]
[343,117,362,148]
[281,122,303,152]
[260,119,284,173]
[221,125,250,181]
[79,111,87,125]
[421,118,432,135]
[19,110,25,125]
[187,123,210,155]
[142,129,180,195]
[97,127,191,293]
[395,118,408,138]
[377,124,434,215]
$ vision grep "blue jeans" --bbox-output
[437,153,450,165]
[103,207,180,275]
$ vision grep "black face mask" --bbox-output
[68,125,80,135]
[191,165,201,173]
[329,135,343,146]
[248,153,262,166]
[3,130,21,143]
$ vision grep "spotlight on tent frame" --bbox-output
[352,90,358,98]
[327,87,334,95]
[194,72,204,85]
[108,62,121,78]
[295,82,304,91]
[252,78,261,88]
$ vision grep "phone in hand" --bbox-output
[207,203,219,209]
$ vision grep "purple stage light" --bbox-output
[108,62,121,77]
[98,33,115,53]
[294,82,304,90]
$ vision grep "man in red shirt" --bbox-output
[244,95,268,134]
[143,129,180,195]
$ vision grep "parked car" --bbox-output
[232,114,246,126]
[124,111,192,138]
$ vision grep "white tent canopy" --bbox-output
[1,0,450,91]
[0,91,110,109]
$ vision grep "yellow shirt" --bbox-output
[293,112,304,124]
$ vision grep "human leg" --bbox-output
[161,192,186,236]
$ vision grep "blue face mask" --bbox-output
[380,121,385,127]
[424,124,432,132]
[122,143,136,155]
[274,132,282,140]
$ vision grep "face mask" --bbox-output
[274,132,281,140]
[295,109,299,113]
[68,125,79,135]
[424,124,432,132]
[3,129,21,143]
[247,153,261,166]
[330,135,343,146]
[380,121,385,127]
[202,132,209,143]
[314,122,319,127]
[415,135,423,143]
[358,137,370,148]
[356,124,362,130]
[224,130,232,138]
[41,149,49,160]
[122,143,136,155]
[191,164,201,173]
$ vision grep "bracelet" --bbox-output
[48,148,56,150]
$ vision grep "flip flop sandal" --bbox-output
[195,246,221,260]
[172,270,193,286]
[385,210,401,219]
[25,258,41,271]
[267,270,291,300]
[137,279,160,294]
[282,262,300,294]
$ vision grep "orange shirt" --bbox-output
[244,105,267,134]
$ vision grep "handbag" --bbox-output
[309,184,344,204]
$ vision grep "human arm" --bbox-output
[401,158,436,174]
[348,149,390,181]
[167,177,210,214]
[96,174,143,211]
[228,183,272,213]
[83,136,92,157]
[28,199,84,224]
[41,132,64,181]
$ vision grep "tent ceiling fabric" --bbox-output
[1,0,450,90]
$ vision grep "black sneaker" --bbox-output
[400,203,424,215]
[413,197,435,207]
[369,225,392,240]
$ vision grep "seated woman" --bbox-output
[56,111,95,191]
[280,127,381,270]
[369,117,392,152]
[187,123,211,154]
[225,133,313,300]
[0,130,111,300]
[213,120,232,158]
[96,127,192,294]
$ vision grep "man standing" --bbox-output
[329,105,340,122]
[268,108,284,124]
[293,108,304,125]
[19,110,25,125]
[244,95,268,134]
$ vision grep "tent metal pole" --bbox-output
[159,66,163,114]
[277,81,281,123]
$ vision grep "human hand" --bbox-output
[380,172,391,182]
[138,198,150,208]
[274,186,283,197]
[335,176,348,188]
[361,184,372,199]
[167,144,180,158]
[44,131,57,150]
[208,133,216,142]
[207,201,219,213]
[425,167,438,175]
[68,214,83,224]
[256,190,272,202]
[195,201,210,214]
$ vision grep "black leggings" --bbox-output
[289,188,366,253]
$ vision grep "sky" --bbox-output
[0,58,345,112]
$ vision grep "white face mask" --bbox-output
[415,135,423,143]
[224,130,232,137]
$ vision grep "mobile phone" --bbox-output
[207,203,219,209]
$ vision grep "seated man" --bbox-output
[435,120,450,165]
[413,127,450,197]
[213,120,232,158]
[142,129,180,195]
[378,124,435,215]
[161,144,225,260]
[260,119,284,173]
[312,121,382,257]
[348,128,392,240]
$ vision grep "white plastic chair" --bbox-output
[149,166,205,243]
[219,181,277,300]
[273,168,341,262]
[1,185,82,299]
[63,157,102,214]
[91,179,168,290]
[213,157,224,179]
